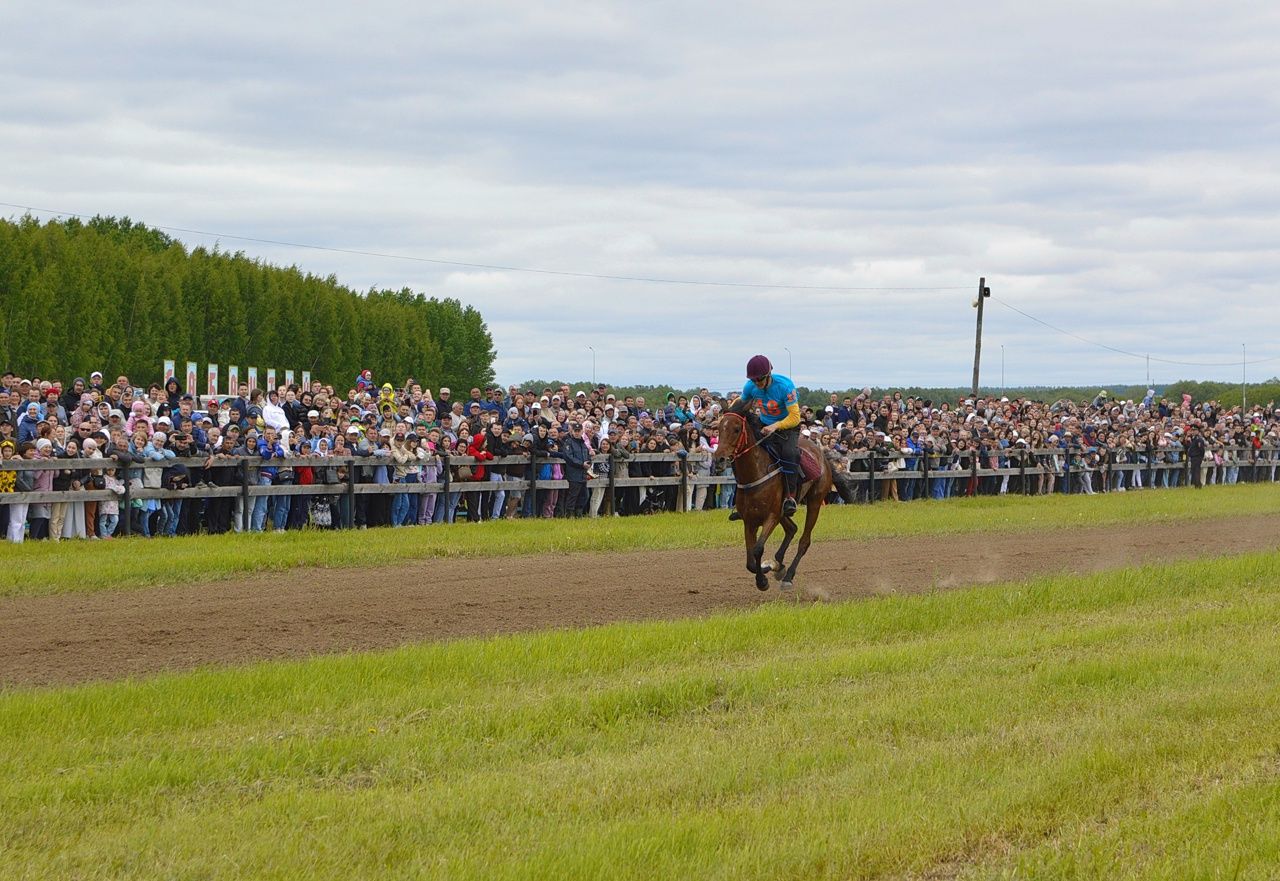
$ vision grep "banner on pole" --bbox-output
[247,367,259,392]
[228,366,240,396]
[185,362,198,397]
[285,369,295,387]
[302,371,311,389]
[266,368,277,391]
[207,364,219,399]
[163,360,176,385]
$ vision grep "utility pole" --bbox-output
[971,277,990,398]
[1146,354,1150,388]
[588,345,596,386]
[1242,343,1247,411]
[783,346,792,377]
[1000,344,1005,396]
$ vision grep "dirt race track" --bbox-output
[4,513,1280,689]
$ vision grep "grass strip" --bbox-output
[3,550,1280,878]
[2,481,1279,599]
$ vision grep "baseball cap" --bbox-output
[508,407,519,415]
[576,390,586,397]
[439,387,450,394]
[346,426,361,435]
[379,428,392,437]
[307,409,320,417]
[521,432,534,443]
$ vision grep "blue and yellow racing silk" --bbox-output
[742,373,799,427]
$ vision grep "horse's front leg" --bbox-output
[752,511,781,591]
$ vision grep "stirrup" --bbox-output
[782,495,797,516]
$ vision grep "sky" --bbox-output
[3,0,1279,392]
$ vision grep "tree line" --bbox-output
[0,214,496,391]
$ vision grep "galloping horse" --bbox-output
[714,411,834,592]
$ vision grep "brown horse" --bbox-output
[714,411,834,592]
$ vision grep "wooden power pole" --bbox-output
[971,277,991,398]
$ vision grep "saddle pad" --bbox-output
[799,445,822,482]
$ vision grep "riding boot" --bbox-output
[782,471,798,516]
[728,509,742,521]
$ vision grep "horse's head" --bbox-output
[712,410,758,462]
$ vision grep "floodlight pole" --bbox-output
[588,345,596,386]
[971,277,990,398]
[783,346,792,377]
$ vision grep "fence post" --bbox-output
[867,450,877,504]
[920,447,930,500]
[344,456,355,528]
[1064,445,1073,495]
[240,459,251,531]
[1104,449,1112,493]
[1145,441,1153,490]
[528,450,538,517]
[1184,451,1191,487]
[121,469,133,537]
[678,454,689,512]
[1019,447,1028,495]
[969,451,979,497]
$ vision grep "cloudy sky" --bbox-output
[4,1,1279,391]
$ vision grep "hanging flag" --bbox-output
[302,371,311,389]
[228,366,240,397]
[266,368,277,391]
[207,364,219,399]
[163,360,176,385]
[185,362,198,397]
[285,369,295,387]
[247,367,259,391]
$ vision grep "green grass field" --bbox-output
[4,549,1280,879]
[3,482,1279,598]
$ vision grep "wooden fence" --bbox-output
[2,444,1275,536]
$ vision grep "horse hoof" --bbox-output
[760,561,773,573]
[780,581,794,592]
[772,566,787,581]
[756,579,770,591]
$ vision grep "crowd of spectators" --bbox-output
[2,369,1278,543]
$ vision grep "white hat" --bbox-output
[307,409,320,417]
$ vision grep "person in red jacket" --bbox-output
[466,430,494,521]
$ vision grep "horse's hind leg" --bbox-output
[782,498,823,589]
[773,514,797,580]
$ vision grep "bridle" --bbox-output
[719,411,760,462]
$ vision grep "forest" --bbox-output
[0,215,496,391]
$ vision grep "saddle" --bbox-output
[798,442,823,482]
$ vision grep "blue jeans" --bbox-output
[434,490,460,524]
[162,500,182,536]
[251,476,272,532]
[391,480,410,526]
[489,473,507,519]
[271,481,291,531]
[98,513,118,537]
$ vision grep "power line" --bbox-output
[0,200,970,293]
[990,295,1280,368]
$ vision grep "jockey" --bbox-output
[731,354,802,516]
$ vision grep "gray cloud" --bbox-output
[3,0,1279,390]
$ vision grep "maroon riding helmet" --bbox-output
[746,354,772,381]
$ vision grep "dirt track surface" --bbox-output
[4,514,1280,689]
